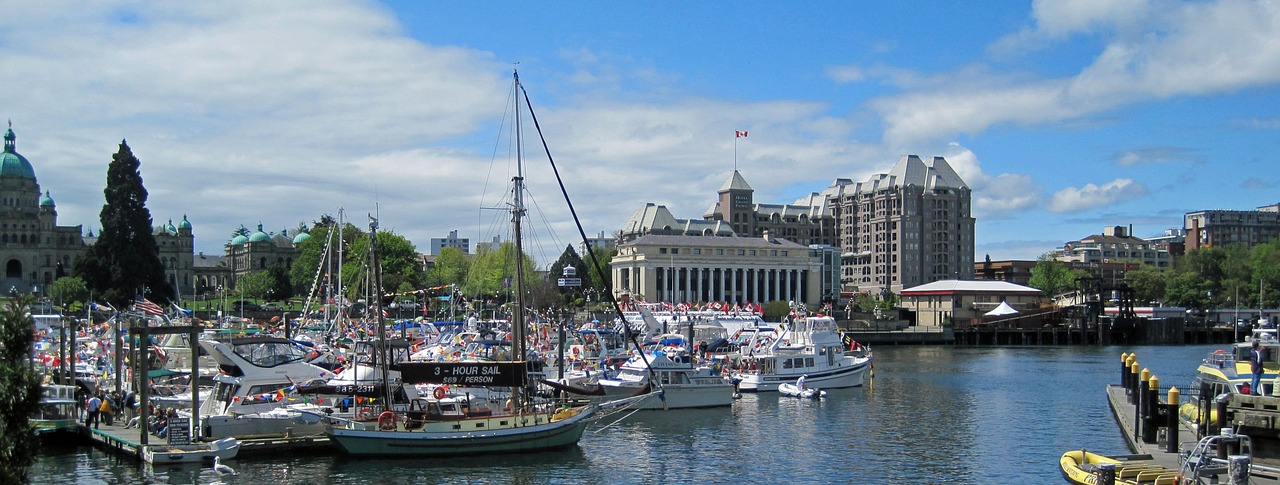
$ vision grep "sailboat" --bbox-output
[324,70,605,456]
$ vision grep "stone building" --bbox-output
[611,233,822,306]
[224,223,304,285]
[822,155,975,296]
[0,125,87,296]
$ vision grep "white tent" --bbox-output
[985,301,1019,317]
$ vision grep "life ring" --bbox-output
[433,387,446,400]
[378,411,398,431]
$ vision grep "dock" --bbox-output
[1106,352,1280,483]
[80,420,334,461]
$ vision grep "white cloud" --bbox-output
[1048,178,1148,213]
[876,0,1280,146]
[940,144,1040,216]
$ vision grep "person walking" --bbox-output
[1251,339,1266,396]
[85,392,102,429]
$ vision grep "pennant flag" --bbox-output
[133,296,163,316]
[736,130,748,138]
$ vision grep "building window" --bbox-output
[716,249,724,255]
[692,248,701,255]
[659,248,668,254]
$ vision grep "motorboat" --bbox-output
[779,381,825,399]
[596,344,734,410]
[143,436,239,464]
[729,315,871,392]
[1060,429,1255,485]
[196,337,337,439]
[1180,327,1280,429]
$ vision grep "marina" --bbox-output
[22,345,1214,483]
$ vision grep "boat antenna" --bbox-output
[517,76,658,381]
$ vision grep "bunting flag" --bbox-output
[133,296,163,316]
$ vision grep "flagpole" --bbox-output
[734,133,738,171]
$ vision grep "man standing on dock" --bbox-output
[1251,340,1265,395]
[85,392,102,429]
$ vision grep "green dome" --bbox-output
[1,126,37,180]
[39,191,54,206]
[178,215,192,230]
[248,223,270,243]
[164,219,177,234]
[230,224,249,245]
[292,232,311,244]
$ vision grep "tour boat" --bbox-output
[32,383,80,439]
[1180,327,1280,429]
[196,337,337,439]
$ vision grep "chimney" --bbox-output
[762,230,772,243]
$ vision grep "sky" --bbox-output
[2,0,1279,267]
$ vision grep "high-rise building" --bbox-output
[430,229,469,255]
[822,155,975,296]
[1185,204,1280,251]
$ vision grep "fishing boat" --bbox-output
[730,314,872,392]
[1180,327,1280,429]
[143,436,240,464]
[325,70,616,457]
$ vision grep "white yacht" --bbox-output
[597,337,734,410]
[197,337,337,439]
[730,315,871,392]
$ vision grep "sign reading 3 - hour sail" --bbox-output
[391,361,528,387]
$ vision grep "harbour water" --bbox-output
[31,344,1218,484]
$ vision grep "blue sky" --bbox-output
[1,1,1278,267]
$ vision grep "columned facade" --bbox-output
[611,234,822,306]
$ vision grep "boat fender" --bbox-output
[433,387,447,400]
[378,411,398,431]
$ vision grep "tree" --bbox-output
[581,247,616,296]
[229,225,249,239]
[0,296,42,484]
[342,229,422,302]
[47,277,89,309]
[548,245,589,298]
[73,141,171,308]
[464,242,538,299]
[427,247,470,288]
[1027,253,1081,296]
[266,266,293,301]
[236,270,275,300]
[288,222,365,297]
[1124,264,1167,306]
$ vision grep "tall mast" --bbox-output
[370,213,390,411]
[511,68,528,413]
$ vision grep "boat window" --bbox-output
[213,382,239,404]
[782,359,793,369]
[806,358,815,367]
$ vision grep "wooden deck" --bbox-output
[79,418,335,461]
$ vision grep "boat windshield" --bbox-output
[231,340,307,368]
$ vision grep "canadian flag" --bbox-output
[735,130,748,138]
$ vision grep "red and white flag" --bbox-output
[735,130,748,138]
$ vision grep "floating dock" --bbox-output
[80,420,334,461]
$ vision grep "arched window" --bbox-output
[6,259,21,278]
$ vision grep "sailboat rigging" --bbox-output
[323,69,651,457]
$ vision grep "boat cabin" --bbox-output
[403,397,494,428]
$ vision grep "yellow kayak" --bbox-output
[1059,450,1180,485]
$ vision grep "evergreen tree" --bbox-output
[0,296,42,484]
[73,141,171,308]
